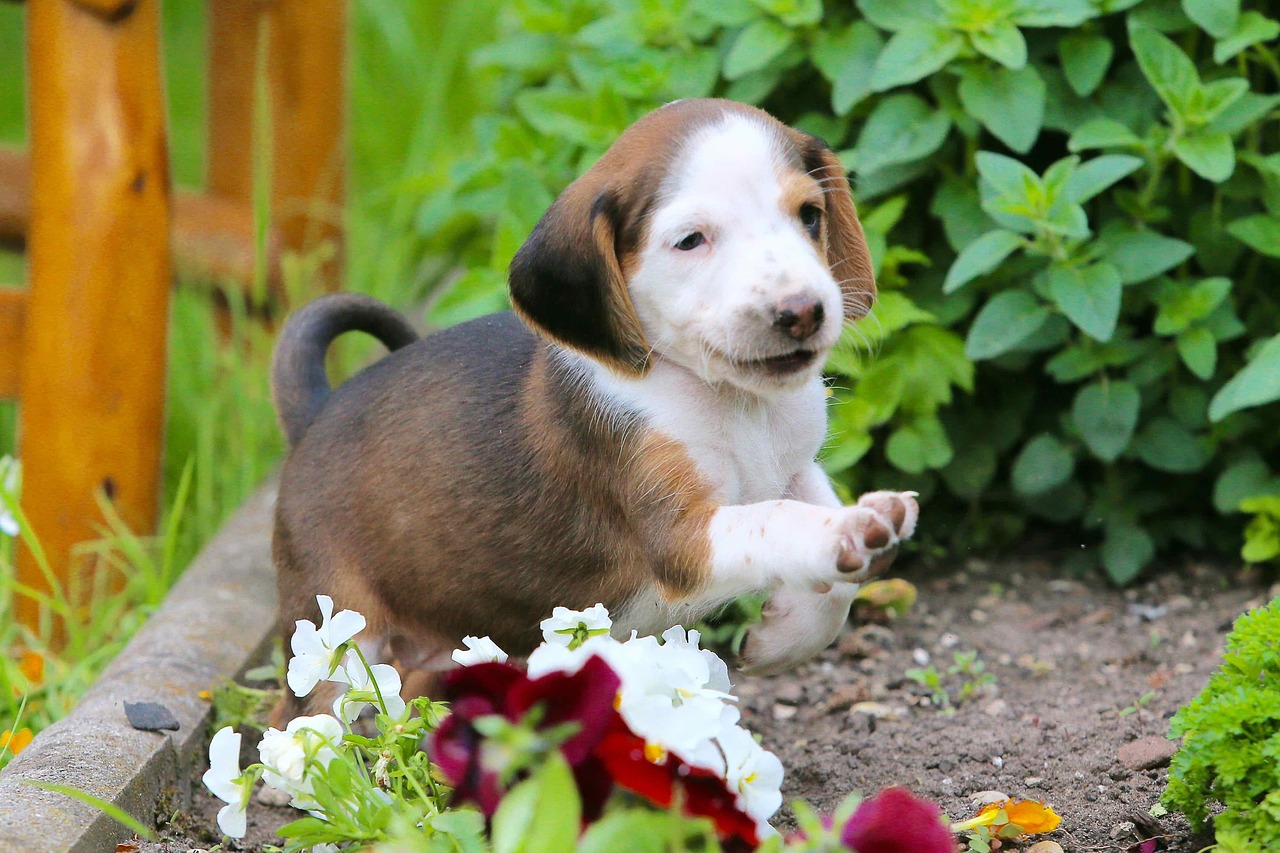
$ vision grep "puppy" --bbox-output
[271,98,918,718]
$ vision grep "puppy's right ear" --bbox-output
[509,183,651,376]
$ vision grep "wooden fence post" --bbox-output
[208,0,347,300]
[17,0,171,637]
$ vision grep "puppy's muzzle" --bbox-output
[773,294,825,341]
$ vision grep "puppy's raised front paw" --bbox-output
[831,491,919,582]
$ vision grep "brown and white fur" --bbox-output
[270,99,919,720]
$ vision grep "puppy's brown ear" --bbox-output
[800,137,877,322]
[509,182,651,375]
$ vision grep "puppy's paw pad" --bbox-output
[833,507,897,579]
[855,490,919,542]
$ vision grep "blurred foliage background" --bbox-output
[1,0,1279,753]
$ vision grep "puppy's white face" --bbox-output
[627,115,847,395]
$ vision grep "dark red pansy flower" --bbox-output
[427,656,622,820]
[596,722,761,848]
[840,787,957,853]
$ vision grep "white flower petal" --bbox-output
[451,636,509,666]
[217,801,247,838]
[202,727,243,804]
[539,603,612,646]
[325,609,367,647]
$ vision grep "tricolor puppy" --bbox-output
[271,98,919,717]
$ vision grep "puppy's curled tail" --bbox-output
[272,293,419,447]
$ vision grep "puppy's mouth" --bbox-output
[732,349,817,377]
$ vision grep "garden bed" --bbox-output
[132,550,1272,852]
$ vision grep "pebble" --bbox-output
[823,682,870,713]
[772,704,798,721]
[912,647,930,665]
[1027,842,1064,853]
[1110,820,1136,840]
[1024,776,1043,787]
[982,699,1010,717]
[256,785,292,807]
[774,683,804,705]
[1117,736,1179,770]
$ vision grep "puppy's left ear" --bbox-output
[801,137,877,321]
[509,182,651,375]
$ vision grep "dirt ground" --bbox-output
[138,554,1276,853]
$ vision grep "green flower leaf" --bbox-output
[1012,433,1075,496]
[1153,277,1232,335]
[1012,0,1096,27]
[1098,225,1196,284]
[812,22,884,114]
[943,230,1024,293]
[1226,215,1280,258]
[964,290,1052,360]
[885,416,953,473]
[1067,119,1141,152]
[1059,33,1113,96]
[753,0,825,27]
[1172,131,1235,182]
[492,753,581,853]
[1102,520,1154,585]
[723,18,796,80]
[1134,416,1210,473]
[855,0,940,31]
[1073,380,1140,462]
[1047,261,1123,341]
[1131,28,1199,120]
[1063,154,1143,203]
[958,63,1046,153]
[1213,11,1280,63]
[871,22,964,91]
[1182,0,1238,39]
[970,20,1027,69]
[1213,456,1276,514]
[1209,334,1280,421]
[1208,92,1280,135]
[852,93,952,174]
[1177,326,1217,379]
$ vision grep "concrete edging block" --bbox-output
[0,480,279,853]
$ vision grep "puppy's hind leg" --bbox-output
[739,582,859,675]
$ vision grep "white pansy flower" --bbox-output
[332,651,407,722]
[717,722,784,823]
[540,603,612,647]
[0,456,20,537]
[258,714,344,811]
[451,635,509,666]
[202,726,250,838]
[287,595,367,698]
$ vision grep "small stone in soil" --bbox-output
[1117,736,1178,771]
[123,701,180,732]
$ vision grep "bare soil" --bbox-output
[138,554,1276,853]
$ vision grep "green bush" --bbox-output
[1162,596,1280,850]
[415,0,1280,582]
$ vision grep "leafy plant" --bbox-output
[415,0,1280,583]
[906,649,997,710]
[1162,596,1280,851]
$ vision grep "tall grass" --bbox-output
[0,0,501,763]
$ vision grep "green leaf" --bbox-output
[1193,78,1250,125]
[1213,12,1280,63]
[852,93,952,174]
[1102,520,1154,584]
[1047,261,1122,341]
[1131,28,1199,120]
[1208,92,1280,135]
[27,781,156,840]
[1098,226,1195,284]
[958,64,1046,153]
[1209,334,1280,421]
[855,0,940,31]
[1177,327,1217,379]
[1063,154,1142,203]
[964,290,1052,359]
[1059,33,1113,96]
[943,230,1023,293]
[1073,380,1140,462]
[1012,433,1075,496]
[696,0,761,26]
[812,23,884,114]
[724,18,796,80]
[885,416,953,473]
[1226,215,1280,258]
[871,22,964,91]
[491,753,581,853]
[1172,131,1234,182]
[970,20,1027,69]
[1182,0,1238,38]
[940,443,997,499]
[1213,457,1275,513]
[753,0,825,27]
[1068,118,1141,151]
[578,811,679,853]
[1153,276,1232,335]
[975,150,1039,198]
[1134,417,1210,472]
[1013,0,1096,27]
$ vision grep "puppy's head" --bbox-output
[509,99,875,393]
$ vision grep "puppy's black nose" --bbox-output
[773,295,825,341]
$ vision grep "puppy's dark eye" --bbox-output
[675,232,705,251]
[799,204,823,236]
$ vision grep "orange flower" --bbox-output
[20,651,44,686]
[0,727,34,756]
[977,798,1062,834]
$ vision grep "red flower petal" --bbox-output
[841,788,956,853]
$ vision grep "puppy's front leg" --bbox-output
[735,464,917,674]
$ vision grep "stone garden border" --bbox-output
[0,480,279,853]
